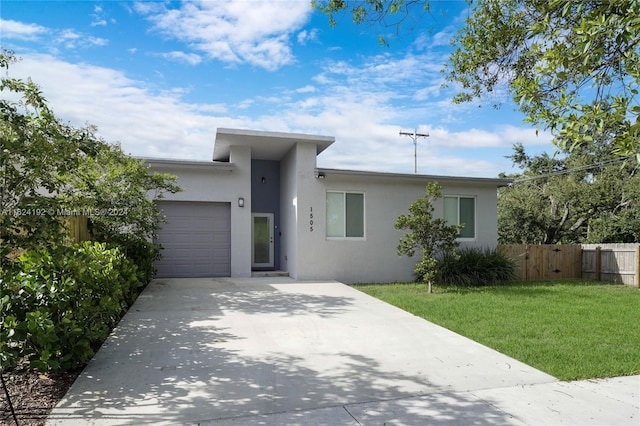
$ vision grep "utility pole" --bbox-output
[399,128,429,173]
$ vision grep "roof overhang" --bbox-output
[213,128,335,161]
[139,157,235,172]
[315,167,512,187]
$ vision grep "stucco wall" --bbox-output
[149,167,238,203]
[145,138,501,283]
[146,147,252,278]
[290,144,325,281]
[279,146,298,278]
[295,173,500,283]
[228,146,252,277]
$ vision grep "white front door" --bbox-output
[252,213,274,268]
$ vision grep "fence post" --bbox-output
[595,246,601,281]
[635,245,640,288]
[579,247,584,279]
[525,245,530,281]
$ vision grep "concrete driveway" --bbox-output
[48,278,638,425]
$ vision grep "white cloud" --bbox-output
[236,99,255,110]
[413,80,444,100]
[90,5,107,26]
[5,45,552,179]
[159,51,202,65]
[258,94,547,176]
[0,19,47,40]
[428,125,552,149]
[316,53,446,102]
[413,6,470,51]
[243,50,552,177]
[55,29,108,49]
[8,54,241,160]
[0,18,108,51]
[297,28,318,45]
[136,0,312,71]
[56,29,80,42]
[192,103,228,114]
[431,27,455,47]
[295,85,316,94]
[91,19,107,27]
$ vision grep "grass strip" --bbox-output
[354,280,640,381]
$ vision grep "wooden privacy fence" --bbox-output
[67,216,92,243]
[582,244,640,286]
[498,244,582,281]
[497,244,640,287]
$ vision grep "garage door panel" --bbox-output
[213,222,231,232]
[160,242,218,253]
[155,202,231,278]
[190,218,216,227]
[190,234,218,244]
[214,234,231,244]
[213,250,226,259]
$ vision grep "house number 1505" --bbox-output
[309,207,314,232]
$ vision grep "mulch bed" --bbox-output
[0,366,80,426]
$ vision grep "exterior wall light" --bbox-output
[315,171,326,179]
[238,197,245,207]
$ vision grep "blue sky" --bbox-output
[1,0,554,177]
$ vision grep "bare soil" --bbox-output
[0,366,80,426]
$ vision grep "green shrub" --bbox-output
[109,236,162,288]
[0,242,142,372]
[436,247,516,287]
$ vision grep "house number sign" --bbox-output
[309,207,314,232]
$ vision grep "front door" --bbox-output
[252,213,274,268]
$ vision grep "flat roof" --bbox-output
[316,167,512,186]
[139,157,235,171]
[213,128,335,161]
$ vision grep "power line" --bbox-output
[399,128,429,174]
[511,155,634,183]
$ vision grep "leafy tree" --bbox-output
[588,209,640,244]
[1,51,91,266]
[312,0,429,46]
[395,182,461,292]
[0,50,180,373]
[315,1,640,243]
[59,142,180,281]
[448,0,640,157]
[314,0,640,156]
[0,50,180,271]
[498,143,640,244]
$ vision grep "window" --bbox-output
[326,191,364,238]
[444,196,475,239]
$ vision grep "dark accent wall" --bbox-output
[251,160,281,269]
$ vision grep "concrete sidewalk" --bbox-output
[48,278,639,425]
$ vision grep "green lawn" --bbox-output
[354,280,640,381]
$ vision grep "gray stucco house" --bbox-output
[144,128,509,283]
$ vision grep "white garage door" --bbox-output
[155,201,231,278]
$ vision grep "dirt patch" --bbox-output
[0,366,80,426]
